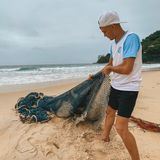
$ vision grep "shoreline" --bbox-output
[0,77,85,94]
[1,69,160,94]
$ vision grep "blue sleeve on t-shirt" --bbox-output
[123,33,141,58]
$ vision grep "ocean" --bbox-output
[0,63,160,86]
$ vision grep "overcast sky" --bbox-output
[0,0,159,65]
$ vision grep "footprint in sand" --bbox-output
[81,132,96,142]
[41,141,60,157]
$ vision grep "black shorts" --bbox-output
[108,86,139,118]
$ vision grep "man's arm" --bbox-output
[102,58,135,75]
[110,58,135,74]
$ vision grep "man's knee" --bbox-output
[115,124,126,136]
[115,118,129,138]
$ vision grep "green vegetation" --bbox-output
[142,30,160,63]
[96,30,160,63]
[97,54,110,63]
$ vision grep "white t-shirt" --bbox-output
[109,31,142,91]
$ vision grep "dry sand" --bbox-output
[0,71,160,160]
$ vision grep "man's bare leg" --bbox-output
[115,116,140,160]
[101,106,116,142]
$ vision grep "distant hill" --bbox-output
[96,30,160,63]
[96,54,110,63]
[142,30,160,63]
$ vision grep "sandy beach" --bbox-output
[0,71,160,160]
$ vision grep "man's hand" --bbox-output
[88,74,93,80]
[101,65,112,75]
[88,65,112,80]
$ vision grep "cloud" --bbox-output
[0,0,159,65]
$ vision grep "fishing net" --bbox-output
[15,72,111,127]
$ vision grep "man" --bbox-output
[98,11,142,160]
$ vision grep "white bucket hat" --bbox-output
[98,11,127,27]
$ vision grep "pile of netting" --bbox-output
[15,72,111,125]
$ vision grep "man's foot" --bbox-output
[101,135,110,142]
